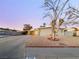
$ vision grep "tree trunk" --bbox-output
[52,27,56,40]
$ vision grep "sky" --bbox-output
[0,0,79,30]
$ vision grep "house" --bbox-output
[72,27,79,36]
[33,27,53,36]
[32,27,65,36]
[31,27,79,37]
[0,28,22,36]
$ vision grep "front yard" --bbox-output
[26,35,79,47]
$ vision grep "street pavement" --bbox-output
[1,35,79,59]
[0,35,31,59]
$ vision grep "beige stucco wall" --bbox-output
[76,31,79,36]
[34,29,39,36]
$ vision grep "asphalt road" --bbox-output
[1,35,79,59]
[0,35,31,59]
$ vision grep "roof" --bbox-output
[36,26,70,30]
[38,27,52,29]
[33,27,52,31]
[0,28,10,30]
[0,28,18,31]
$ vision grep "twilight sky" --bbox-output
[0,0,79,30]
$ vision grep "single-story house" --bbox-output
[0,28,22,36]
[34,27,53,36]
[30,27,79,37]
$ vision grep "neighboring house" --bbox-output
[0,28,22,36]
[72,27,79,36]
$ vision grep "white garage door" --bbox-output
[39,28,52,36]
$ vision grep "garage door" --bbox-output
[39,29,52,36]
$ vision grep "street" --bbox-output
[0,35,31,59]
[0,35,79,59]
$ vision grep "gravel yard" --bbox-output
[26,35,79,47]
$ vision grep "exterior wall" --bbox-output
[34,30,39,36]
[76,31,79,36]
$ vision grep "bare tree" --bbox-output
[43,0,79,40]
[23,24,32,30]
[43,0,69,40]
[63,5,79,28]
